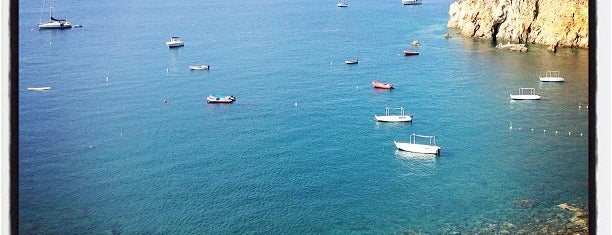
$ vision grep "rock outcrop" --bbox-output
[447,0,588,49]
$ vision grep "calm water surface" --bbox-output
[19,0,589,233]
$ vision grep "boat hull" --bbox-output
[372,81,394,89]
[539,77,564,82]
[510,95,541,100]
[402,0,422,5]
[394,141,440,155]
[27,87,52,91]
[403,50,419,56]
[190,65,210,70]
[375,115,412,122]
[38,22,72,29]
[337,2,348,7]
[167,43,184,48]
[207,95,235,103]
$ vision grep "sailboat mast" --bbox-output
[49,0,53,19]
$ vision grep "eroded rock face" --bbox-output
[447,0,588,49]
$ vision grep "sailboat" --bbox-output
[38,0,72,29]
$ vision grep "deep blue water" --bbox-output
[19,0,589,234]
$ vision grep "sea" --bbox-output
[18,0,590,234]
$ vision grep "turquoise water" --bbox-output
[19,0,589,234]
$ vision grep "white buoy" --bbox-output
[531,128,534,132]
[544,129,546,134]
[509,122,513,130]
[568,132,571,136]
[578,105,581,110]
[106,76,109,82]
[294,102,298,106]
[555,130,559,135]
[580,133,583,137]
[166,68,169,73]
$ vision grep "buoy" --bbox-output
[166,68,169,73]
[106,76,109,82]
[163,98,168,104]
[294,102,298,106]
[531,128,534,132]
[120,132,123,136]
[544,130,546,133]
[518,127,522,130]
[578,105,581,110]
[509,122,513,130]
[580,133,583,137]
[568,132,571,136]
[555,130,559,135]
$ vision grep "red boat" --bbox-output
[372,80,394,89]
[403,50,419,56]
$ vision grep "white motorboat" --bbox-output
[539,71,565,82]
[375,106,413,122]
[345,58,358,64]
[337,2,348,7]
[189,65,210,70]
[27,87,52,91]
[394,134,440,155]
[38,0,72,29]
[510,88,541,100]
[166,37,184,48]
[402,0,422,5]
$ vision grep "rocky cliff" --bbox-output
[447,0,588,49]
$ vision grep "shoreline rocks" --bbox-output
[447,0,588,49]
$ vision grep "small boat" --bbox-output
[510,88,541,100]
[337,1,348,7]
[189,65,210,70]
[207,94,236,103]
[402,0,422,5]
[539,70,565,82]
[375,106,413,122]
[166,37,184,48]
[27,87,52,91]
[38,0,72,29]
[403,50,420,56]
[394,134,441,155]
[372,80,394,89]
[345,59,358,64]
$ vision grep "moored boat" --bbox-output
[38,0,72,29]
[207,94,236,103]
[337,1,348,7]
[539,70,565,82]
[402,0,422,5]
[375,106,412,122]
[394,134,440,155]
[510,88,541,100]
[372,80,394,89]
[189,65,210,70]
[345,59,358,64]
[27,87,52,91]
[403,50,419,56]
[166,37,184,48]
